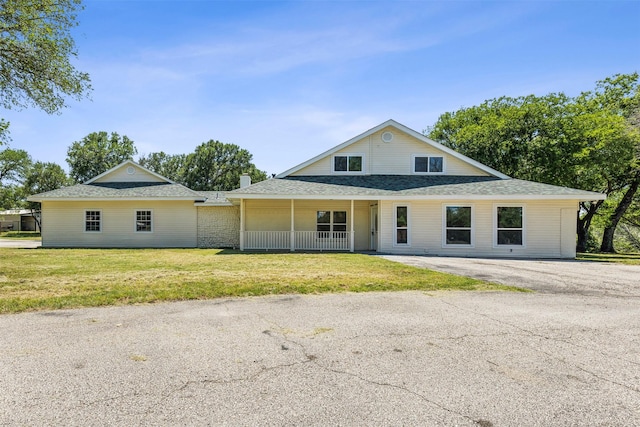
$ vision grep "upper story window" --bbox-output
[413,155,444,174]
[135,210,153,232]
[85,210,101,232]
[333,154,363,173]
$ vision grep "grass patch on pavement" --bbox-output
[577,252,640,265]
[0,231,41,239]
[0,249,521,314]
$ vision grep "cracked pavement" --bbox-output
[1,289,640,426]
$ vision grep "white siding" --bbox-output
[378,199,579,258]
[292,127,489,176]
[41,200,197,248]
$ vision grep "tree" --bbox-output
[66,131,137,183]
[22,160,68,229]
[0,147,30,183]
[0,0,91,113]
[138,151,187,183]
[427,73,640,253]
[181,140,266,191]
[0,182,21,209]
[585,74,640,253]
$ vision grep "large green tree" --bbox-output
[427,73,640,253]
[22,160,68,228]
[579,74,640,253]
[141,141,267,191]
[0,147,29,208]
[0,146,29,182]
[66,131,137,183]
[138,151,187,183]
[181,140,266,191]
[0,0,91,142]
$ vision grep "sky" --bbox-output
[3,0,640,176]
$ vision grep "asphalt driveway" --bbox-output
[380,255,640,297]
[2,287,640,426]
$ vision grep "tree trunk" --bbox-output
[577,200,602,253]
[29,207,41,232]
[600,176,640,253]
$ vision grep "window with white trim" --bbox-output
[495,206,524,246]
[135,210,153,232]
[317,211,347,238]
[395,205,409,245]
[85,210,101,232]
[333,154,363,173]
[413,155,444,173]
[444,206,473,246]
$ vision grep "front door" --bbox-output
[370,205,378,251]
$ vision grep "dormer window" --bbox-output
[413,155,444,174]
[333,154,364,173]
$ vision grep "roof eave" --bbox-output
[226,193,606,201]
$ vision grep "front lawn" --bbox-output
[0,231,41,239]
[577,252,640,265]
[0,249,522,313]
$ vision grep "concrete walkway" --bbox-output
[0,238,41,249]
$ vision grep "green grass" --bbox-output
[0,249,522,314]
[577,252,640,265]
[0,231,41,239]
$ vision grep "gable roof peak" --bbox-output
[84,160,176,185]
[276,119,510,179]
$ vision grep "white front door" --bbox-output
[370,205,378,251]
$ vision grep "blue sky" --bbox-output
[3,0,640,176]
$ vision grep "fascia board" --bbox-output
[226,193,606,201]
[30,197,204,202]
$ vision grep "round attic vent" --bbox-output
[381,131,394,143]
[126,166,135,175]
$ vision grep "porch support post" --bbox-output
[239,199,245,251]
[290,199,295,252]
[350,199,355,252]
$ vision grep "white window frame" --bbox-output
[135,209,153,233]
[332,153,365,174]
[412,154,445,174]
[394,204,411,246]
[442,204,475,247]
[493,204,526,248]
[84,209,102,233]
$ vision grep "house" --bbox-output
[28,120,605,257]
[0,209,40,232]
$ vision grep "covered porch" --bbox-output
[237,198,377,252]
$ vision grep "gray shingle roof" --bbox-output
[228,175,605,200]
[29,182,206,201]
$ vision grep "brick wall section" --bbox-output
[197,206,240,248]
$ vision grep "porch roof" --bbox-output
[227,175,606,201]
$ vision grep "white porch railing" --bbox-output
[244,231,290,250]
[243,231,350,251]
